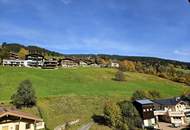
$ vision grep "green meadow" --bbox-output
[0,66,188,130]
[0,67,186,101]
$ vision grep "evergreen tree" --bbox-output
[11,80,37,108]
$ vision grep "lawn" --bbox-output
[0,67,187,101]
[0,66,188,130]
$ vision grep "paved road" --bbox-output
[78,122,94,130]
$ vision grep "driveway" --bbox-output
[158,122,187,130]
[78,122,94,130]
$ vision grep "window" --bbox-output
[147,109,149,111]
[26,123,30,129]
[2,126,8,130]
[16,125,19,130]
[143,109,146,112]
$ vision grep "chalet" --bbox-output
[79,61,88,67]
[2,60,25,67]
[2,52,24,67]
[108,61,119,68]
[42,59,58,69]
[133,99,156,128]
[154,97,190,127]
[0,107,44,130]
[8,52,19,60]
[25,54,44,67]
[59,58,79,68]
[134,98,190,129]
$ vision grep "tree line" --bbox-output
[119,60,190,86]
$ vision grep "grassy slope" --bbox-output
[0,67,187,101]
[0,66,188,130]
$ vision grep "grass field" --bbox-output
[0,66,188,130]
[0,67,187,101]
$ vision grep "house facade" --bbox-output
[154,98,190,127]
[2,60,25,67]
[60,58,79,68]
[0,107,44,130]
[133,99,156,128]
[42,59,58,69]
[25,54,44,67]
[108,61,120,68]
[134,98,190,129]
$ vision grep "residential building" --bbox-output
[2,59,25,67]
[0,107,44,130]
[59,58,79,68]
[154,98,190,127]
[42,59,58,69]
[25,54,44,67]
[133,99,156,128]
[134,98,190,129]
[108,61,120,68]
[79,61,88,67]
[8,52,19,60]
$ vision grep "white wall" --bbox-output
[0,121,44,130]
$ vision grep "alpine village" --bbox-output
[0,43,189,130]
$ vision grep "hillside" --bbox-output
[1,42,64,57]
[1,43,190,69]
[0,67,187,101]
[0,67,188,130]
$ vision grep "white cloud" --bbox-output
[174,50,190,56]
[60,0,72,5]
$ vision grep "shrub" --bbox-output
[131,90,148,101]
[115,71,126,81]
[148,90,161,99]
[104,100,122,128]
[131,90,161,101]
[119,101,142,129]
[11,80,37,108]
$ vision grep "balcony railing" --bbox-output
[154,110,167,116]
[168,111,184,117]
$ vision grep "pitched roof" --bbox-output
[0,107,43,122]
[153,97,182,106]
[135,99,154,105]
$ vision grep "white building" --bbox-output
[2,59,26,67]
[0,107,44,130]
[79,61,88,67]
[134,98,190,129]
[154,98,190,127]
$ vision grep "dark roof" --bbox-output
[135,99,154,105]
[153,97,182,106]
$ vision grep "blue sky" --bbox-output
[0,0,190,62]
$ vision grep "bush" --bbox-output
[131,90,161,101]
[103,100,123,129]
[119,101,142,129]
[148,90,161,99]
[131,90,148,101]
[11,80,37,108]
[115,71,126,81]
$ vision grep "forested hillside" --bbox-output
[1,42,63,57]
[1,42,190,85]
